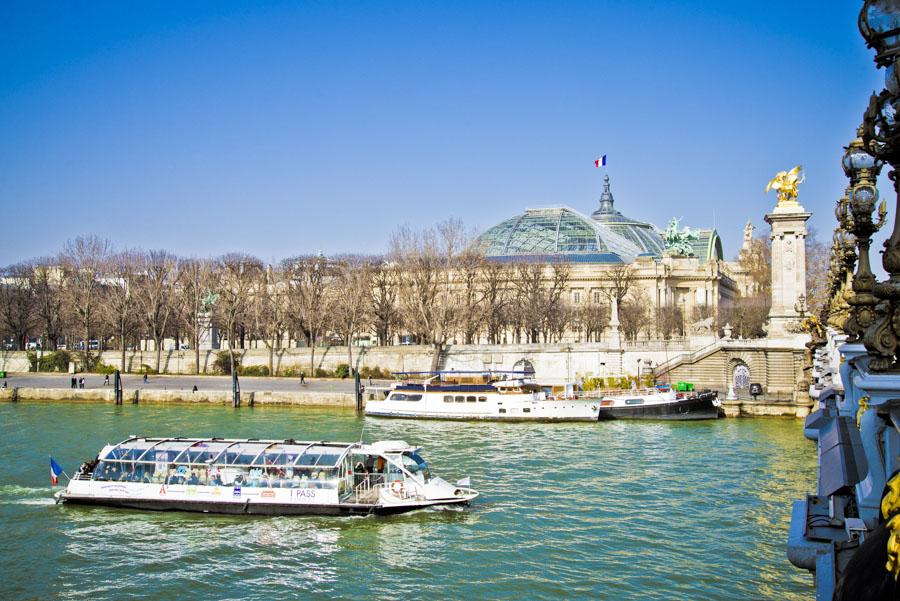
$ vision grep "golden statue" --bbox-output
[766,165,805,207]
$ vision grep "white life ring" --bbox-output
[390,480,405,496]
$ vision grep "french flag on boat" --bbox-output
[594,154,607,168]
[50,457,63,486]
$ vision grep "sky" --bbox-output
[0,1,891,266]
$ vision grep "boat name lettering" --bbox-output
[295,489,316,499]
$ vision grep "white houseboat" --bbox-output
[56,437,478,516]
[365,371,601,421]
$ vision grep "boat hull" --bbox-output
[596,392,722,421]
[365,411,598,423]
[60,495,468,516]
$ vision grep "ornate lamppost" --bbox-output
[843,127,885,341]
[859,1,900,370]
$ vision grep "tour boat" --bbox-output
[594,385,722,420]
[55,437,478,515]
[364,371,602,421]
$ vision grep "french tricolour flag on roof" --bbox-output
[50,457,63,486]
[594,155,607,168]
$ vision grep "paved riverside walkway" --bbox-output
[0,372,370,393]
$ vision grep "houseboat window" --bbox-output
[466,396,476,403]
[625,399,644,405]
[455,396,464,403]
[523,408,531,413]
[499,408,507,414]
[444,395,453,403]
[478,396,487,402]
[389,393,424,401]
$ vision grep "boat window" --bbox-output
[400,451,431,480]
[625,399,644,405]
[466,396,476,403]
[444,395,453,403]
[215,443,269,465]
[177,441,231,465]
[455,396,464,403]
[499,408,507,414]
[478,396,487,402]
[523,408,531,413]
[295,445,344,468]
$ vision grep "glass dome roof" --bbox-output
[475,207,643,263]
[590,175,665,256]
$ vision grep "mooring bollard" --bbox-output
[11,387,18,403]
[248,391,255,408]
[114,370,123,405]
[133,389,139,404]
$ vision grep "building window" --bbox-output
[573,292,581,304]
[593,291,601,304]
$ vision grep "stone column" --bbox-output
[765,201,811,338]
[605,296,622,347]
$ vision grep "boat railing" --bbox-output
[72,472,93,481]
[578,387,671,399]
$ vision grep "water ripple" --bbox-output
[0,404,815,600]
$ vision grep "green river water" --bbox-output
[0,403,816,600]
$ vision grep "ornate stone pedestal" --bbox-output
[765,201,811,338]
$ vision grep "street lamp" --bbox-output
[858,1,900,370]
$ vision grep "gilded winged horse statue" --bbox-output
[766,165,805,207]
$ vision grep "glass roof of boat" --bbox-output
[99,438,357,468]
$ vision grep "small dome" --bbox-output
[590,175,665,256]
[475,206,642,263]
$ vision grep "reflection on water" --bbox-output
[0,404,815,600]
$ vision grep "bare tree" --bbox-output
[285,254,332,377]
[331,258,372,371]
[457,249,487,344]
[177,258,214,374]
[102,250,142,371]
[619,289,650,341]
[31,259,65,350]
[392,219,469,371]
[480,261,512,344]
[576,297,609,342]
[213,254,263,376]
[805,227,831,318]
[137,250,179,373]
[0,263,36,350]
[251,264,291,375]
[370,261,400,346]
[512,261,571,343]
[60,236,111,367]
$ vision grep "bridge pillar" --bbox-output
[765,200,811,338]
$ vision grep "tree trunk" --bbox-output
[120,330,126,372]
[309,334,316,378]
[347,335,354,374]
[155,337,163,374]
[429,342,443,372]
[268,343,274,376]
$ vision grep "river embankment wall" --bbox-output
[0,341,709,380]
[0,387,356,407]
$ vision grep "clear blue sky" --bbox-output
[0,1,888,265]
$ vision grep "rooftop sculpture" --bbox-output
[662,217,698,256]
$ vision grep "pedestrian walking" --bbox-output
[143,373,148,384]
[79,377,85,389]
[192,385,198,392]
[300,372,305,385]
[103,374,110,386]
[71,376,77,389]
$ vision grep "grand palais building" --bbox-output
[475,175,745,336]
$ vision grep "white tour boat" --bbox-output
[364,371,601,421]
[56,436,478,515]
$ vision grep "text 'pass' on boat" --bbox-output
[365,370,601,421]
[56,437,478,516]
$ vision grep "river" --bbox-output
[0,403,815,600]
